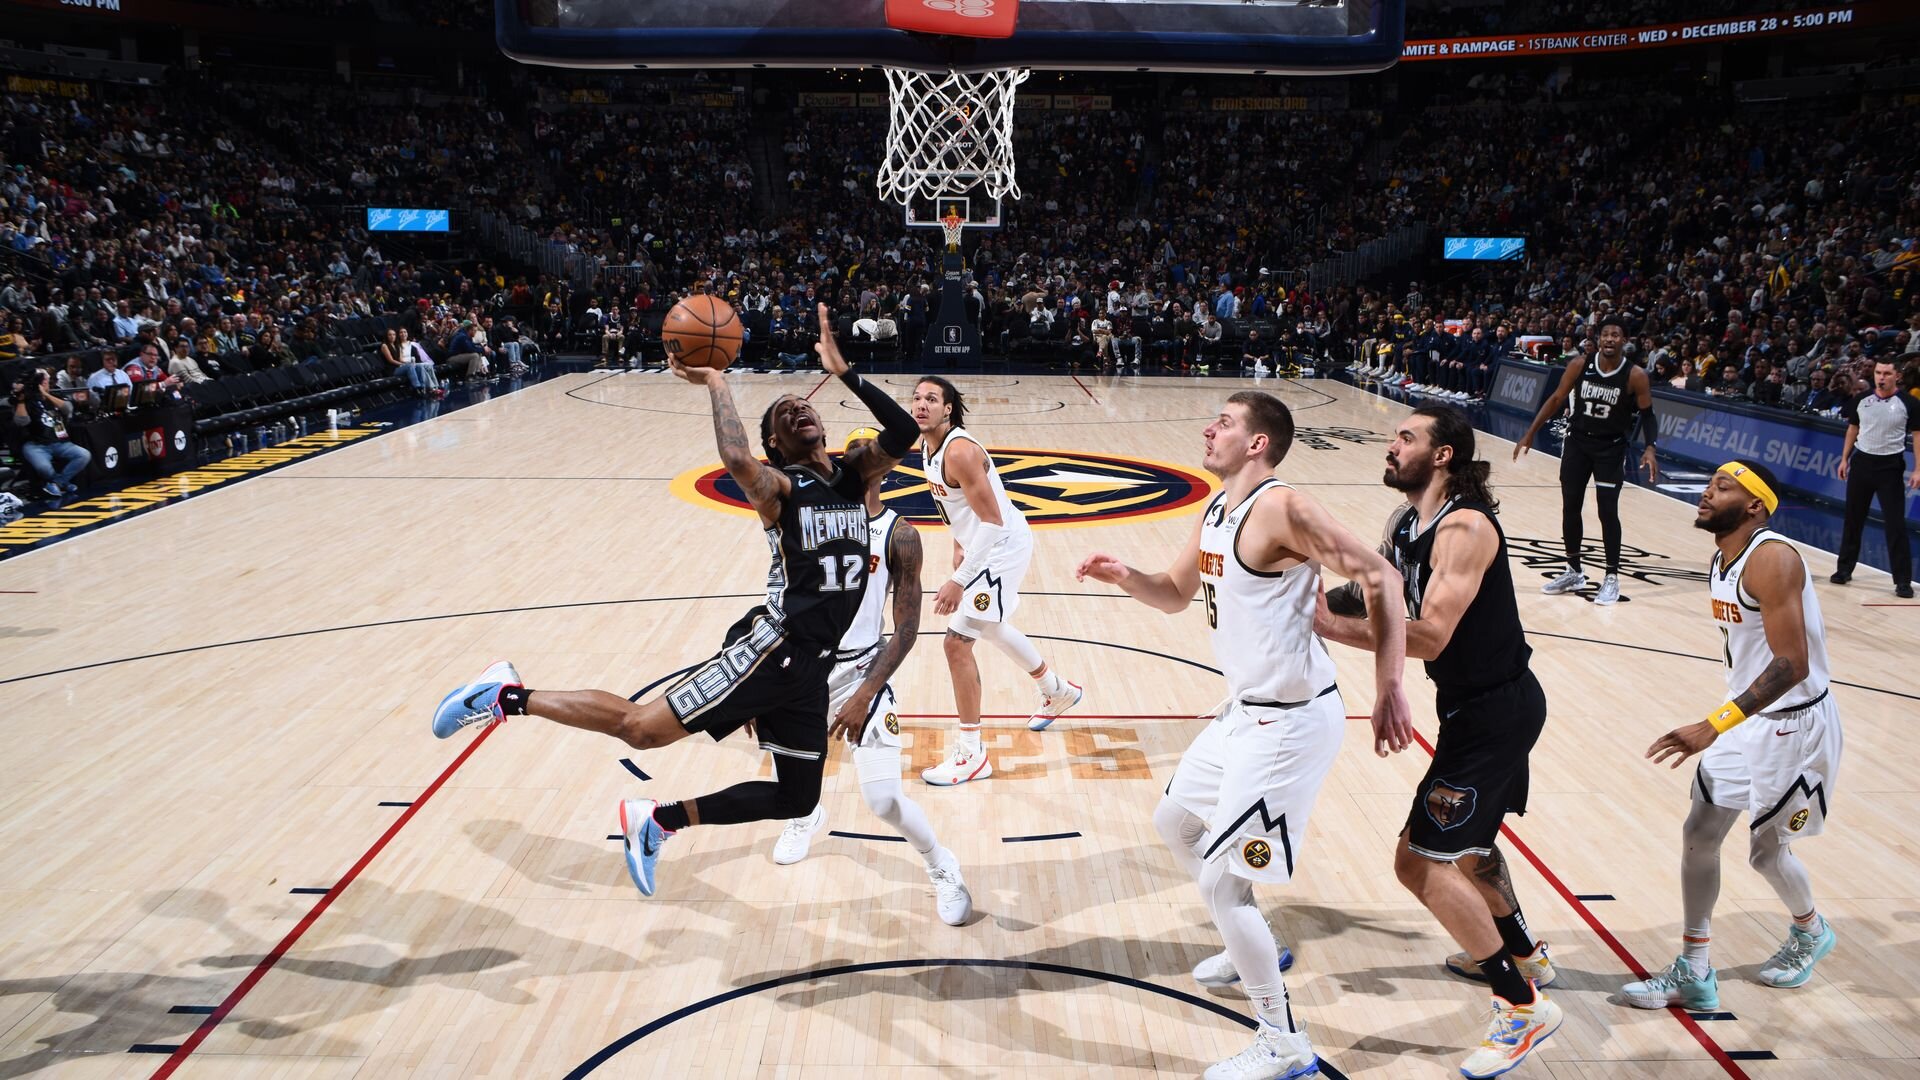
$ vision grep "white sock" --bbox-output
[1681,928,1711,978]
[1202,859,1295,1033]
[958,726,982,755]
[1036,667,1066,697]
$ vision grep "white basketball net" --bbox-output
[877,66,1030,207]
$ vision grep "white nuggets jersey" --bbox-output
[1710,529,1830,710]
[838,507,898,654]
[925,428,1031,550]
[1198,478,1337,703]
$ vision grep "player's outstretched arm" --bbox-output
[1647,541,1810,768]
[1631,367,1661,482]
[1075,518,1203,615]
[818,302,918,481]
[1268,489,1413,755]
[673,358,788,524]
[1514,358,1585,459]
[831,521,925,742]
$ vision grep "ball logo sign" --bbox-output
[675,447,1216,529]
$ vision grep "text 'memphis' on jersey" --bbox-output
[1390,499,1532,694]
[764,462,872,648]
[1196,479,1336,703]
[1569,357,1637,440]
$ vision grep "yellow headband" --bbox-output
[1718,462,1778,515]
[845,427,881,450]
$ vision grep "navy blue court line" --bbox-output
[605,834,623,841]
[1726,1051,1777,1061]
[828,830,909,843]
[288,887,329,895]
[1574,893,1616,901]
[562,957,1351,1080]
[377,800,412,807]
[166,1006,215,1015]
[5,590,1912,706]
[1690,1012,1737,1021]
[1002,832,1082,843]
[129,1044,181,1054]
[618,759,651,780]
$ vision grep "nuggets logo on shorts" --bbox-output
[677,448,1217,529]
[1242,839,1273,869]
[1424,780,1478,831]
[884,711,900,735]
[972,592,991,611]
[1789,808,1810,832]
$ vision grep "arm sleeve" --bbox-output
[950,520,1007,588]
[1638,404,1658,444]
[840,371,917,457]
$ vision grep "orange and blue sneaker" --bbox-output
[619,798,671,897]
[432,660,521,739]
[1459,988,1561,1078]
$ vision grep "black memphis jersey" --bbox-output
[762,461,871,647]
[1568,356,1637,440]
[1390,498,1532,694]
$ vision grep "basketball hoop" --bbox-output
[877,66,1030,207]
[940,211,966,251]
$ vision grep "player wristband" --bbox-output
[1705,700,1746,733]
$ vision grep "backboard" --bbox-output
[904,194,1000,231]
[500,0,1404,75]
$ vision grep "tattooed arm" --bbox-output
[672,361,789,525]
[829,520,924,743]
[1648,541,1810,767]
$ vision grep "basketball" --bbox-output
[662,294,744,370]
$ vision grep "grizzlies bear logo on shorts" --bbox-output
[1424,779,1478,831]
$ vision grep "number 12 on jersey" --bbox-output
[818,554,866,593]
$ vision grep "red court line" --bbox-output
[149,721,503,1079]
[1386,721,1751,1080]
[1070,374,1101,404]
[803,374,831,401]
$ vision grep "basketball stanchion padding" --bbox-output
[884,0,1020,39]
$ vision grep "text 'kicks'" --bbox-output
[1205,1024,1320,1080]
[1460,990,1561,1079]
[921,743,994,786]
[618,798,670,897]
[926,847,973,925]
[772,805,827,866]
[1028,679,1085,731]
[1540,569,1587,595]
[1445,941,1558,989]
[1758,920,1836,988]
[432,660,521,739]
[1194,945,1296,987]
[1621,955,1720,1010]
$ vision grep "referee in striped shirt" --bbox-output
[1832,356,1920,597]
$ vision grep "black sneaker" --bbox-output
[1899,583,1914,599]
[1829,571,1851,585]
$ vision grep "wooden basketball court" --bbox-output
[2,373,1915,1079]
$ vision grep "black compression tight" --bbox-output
[690,751,824,825]
[1561,472,1623,574]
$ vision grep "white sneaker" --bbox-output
[1204,1024,1319,1080]
[1029,679,1085,731]
[922,743,994,786]
[1194,950,1240,987]
[1540,569,1587,595]
[772,805,827,865]
[1593,573,1621,605]
[1460,991,1562,1079]
[926,847,973,925]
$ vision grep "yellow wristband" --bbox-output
[1706,701,1746,733]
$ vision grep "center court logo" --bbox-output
[673,447,1217,529]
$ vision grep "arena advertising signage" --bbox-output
[366,208,449,233]
[1403,4,1874,61]
[1645,391,1919,520]
[1487,360,1555,416]
[1444,237,1525,261]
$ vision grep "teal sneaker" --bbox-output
[1621,955,1720,1010]
[1758,921,1836,988]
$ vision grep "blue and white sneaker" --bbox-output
[1758,919,1836,988]
[1028,679,1085,731]
[1204,1024,1320,1080]
[431,660,521,739]
[1193,945,1295,987]
[619,798,671,897]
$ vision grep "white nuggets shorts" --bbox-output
[1166,689,1346,884]
[1694,692,1842,838]
[947,531,1033,634]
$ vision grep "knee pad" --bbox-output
[1153,797,1206,853]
